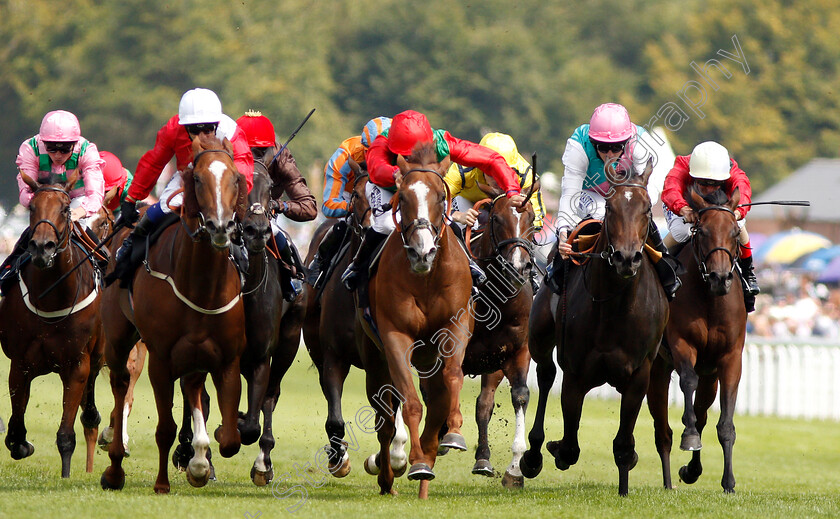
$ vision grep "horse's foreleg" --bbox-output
[362,356,397,495]
[183,373,212,488]
[716,353,741,493]
[5,361,35,461]
[81,338,105,473]
[319,353,352,477]
[472,371,503,477]
[148,360,176,494]
[172,379,196,471]
[647,354,675,489]
[680,374,718,486]
[57,355,92,478]
[502,350,531,489]
[547,373,585,471]
[122,343,147,452]
[613,359,651,496]
[212,361,242,459]
[439,353,467,453]
[520,354,556,479]
[675,345,702,451]
[240,358,269,446]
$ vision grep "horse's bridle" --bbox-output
[466,194,535,268]
[348,172,371,236]
[29,186,73,265]
[597,181,651,266]
[392,168,450,250]
[691,205,740,283]
[178,148,238,240]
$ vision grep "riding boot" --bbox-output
[230,235,249,275]
[107,214,157,287]
[275,237,299,302]
[307,219,348,287]
[544,251,568,295]
[738,255,759,313]
[468,257,487,287]
[530,266,542,293]
[647,219,682,301]
[341,228,387,291]
[0,228,32,296]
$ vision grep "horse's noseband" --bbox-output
[395,168,449,249]
[29,186,73,263]
[692,205,739,283]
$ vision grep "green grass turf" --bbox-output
[0,347,838,518]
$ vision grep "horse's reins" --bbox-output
[392,168,452,250]
[691,205,740,283]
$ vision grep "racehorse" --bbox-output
[458,181,537,488]
[646,186,747,493]
[521,160,668,496]
[99,135,247,493]
[358,143,474,499]
[0,170,103,477]
[302,164,408,479]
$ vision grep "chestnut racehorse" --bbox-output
[521,160,668,495]
[99,135,247,493]
[647,186,747,493]
[458,181,537,488]
[358,143,474,499]
[0,171,103,477]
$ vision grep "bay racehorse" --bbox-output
[521,160,668,495]
[99,135,247,493]
[646,186,747,493]
[457,180,537,488]
[358,143,474,499]
[302,165,409,479]
[0,170,103,477]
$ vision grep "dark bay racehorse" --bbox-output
[647,186,747,493]
[521,160,668,495]
[100,135,247,493]
[458,182,537,488]
[359,143,474,499]
[236,161,306,486]
[0,171,103,477]
[302,166,408,479]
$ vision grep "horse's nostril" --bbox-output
[44,241,56,252]
[225,220,236,233]
[633,251,643,264]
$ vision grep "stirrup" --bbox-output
[341,264,362,291]
[470,263,487,286]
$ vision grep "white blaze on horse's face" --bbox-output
[208,160,228,223]
[509,206,525,271]
[624,191,633,202]
[408,181,437,258]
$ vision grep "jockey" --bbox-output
[341,109,526,291]
[445,131,546,291]
[109,88,254,286]
[545,102,681,300]
[1,110,105,296]
[236,110,317,301]
[99,151,133,214]
[662,140,759,311]
[307,116,391,288]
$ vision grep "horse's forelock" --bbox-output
[404,141,437,166]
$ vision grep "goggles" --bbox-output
[44,141,76,153]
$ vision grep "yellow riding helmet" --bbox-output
[479,132,532,176]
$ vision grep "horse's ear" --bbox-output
[639,157,654,186]
[19,169,38,191]
[728,186,741,210]
[348,158,362,177]
[103,184,120,207]
[476,180,503,198]
[191,134,202,156]
[222,137,233,155]
[64,169,80,192]
[437,155,451,177]
[395,154,408,188]
[689,184,707,210]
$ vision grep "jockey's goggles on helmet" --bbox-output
[185,123,218,136]
[44,141,76,153]
[695,178,724,187]
[590,139,627,154]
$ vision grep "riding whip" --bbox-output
[270,108,316,165]
[737,200,810,208]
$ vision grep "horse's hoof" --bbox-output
[679,465,699,485]
[439,432,467,452]
[546,441,570,470]
[100,467,125,491]
[437,445,450,456]
[392,461,407,478]
[502,470,525,489]
[9,441,35,460]
[238,422,260,446]
[519,450,543,479]
[407,463,435,481]
[172,443,193,471]
[680,433,702,451]
[472,459,495,477]
[187,461,211,488]
[364,454,380,476]
[251,466,274,487]
[330,457,351,478]
[98,427,113,451]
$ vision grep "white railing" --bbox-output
[526,337,840,421]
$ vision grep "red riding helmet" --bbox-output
[387,110,434,156]
[236,110,277,148]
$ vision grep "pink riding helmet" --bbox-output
[588,103,634,143]
[39,110,81,142]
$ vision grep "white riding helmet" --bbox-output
[689,141,731,181]
[178,88,223,125]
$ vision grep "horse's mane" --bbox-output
[404,141,438,167]
[181,135,247,220]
